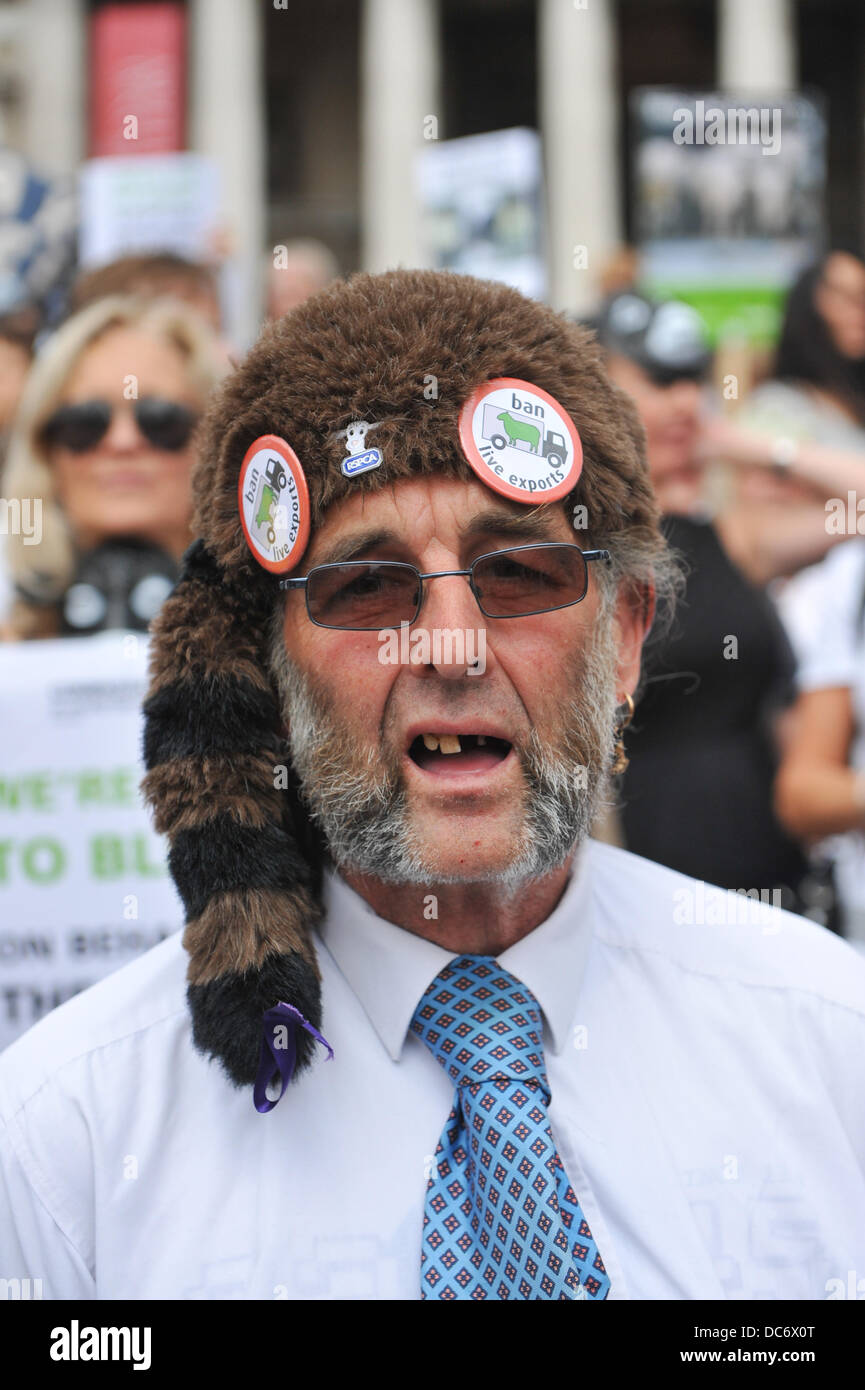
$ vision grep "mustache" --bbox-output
[286,678,540,793]
[276,643,534,784]
[267,602,618,887]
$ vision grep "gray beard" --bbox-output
[268,609,619,891]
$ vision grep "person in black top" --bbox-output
[623,511,806,901]
[593,292,846,911]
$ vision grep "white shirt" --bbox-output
[778,542,865,940]
[779,542,865,704]
[1,840,864,1301]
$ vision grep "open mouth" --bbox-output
[407,732,513,775]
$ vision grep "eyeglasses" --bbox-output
[280,543,611,630]
[42,397,197,453]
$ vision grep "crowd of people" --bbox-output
[591,252,865,942]
[2,243,865,951]
[2,247,864,1306]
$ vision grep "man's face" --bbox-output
[275,476,645,887]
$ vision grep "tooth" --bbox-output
[422,734,440,751]
[477,735,487,746]
[439,735,461,754]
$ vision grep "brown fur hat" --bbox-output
[142,268,660,1098]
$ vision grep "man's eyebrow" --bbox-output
[312,528,398,568]
[463,508,564,542]
[310,509,564,570]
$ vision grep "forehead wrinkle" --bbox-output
[310,496,571,570]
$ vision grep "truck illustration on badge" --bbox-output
[458,377,583,504]
[482,405,568,469]
[238,434,311,575]
[252,453,288,548]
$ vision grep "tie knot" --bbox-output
[410,955,549,1094]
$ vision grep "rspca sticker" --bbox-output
[238,434,311,575]
[458,377,582,504]
[341,420,383,478]
[342,448,382,477]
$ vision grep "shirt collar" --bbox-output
[317,842,596,1062]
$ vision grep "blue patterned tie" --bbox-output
[411,954,611,1301]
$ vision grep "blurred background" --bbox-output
[4,0,865,1045]
[0,0,859,337]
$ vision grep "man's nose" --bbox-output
[414,571,489,679]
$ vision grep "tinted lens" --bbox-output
[306,562,421,629]
[135,397,196,451]
[44,401,111,452]
[472,545,588,617]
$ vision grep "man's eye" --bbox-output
[487,558,549,583]
[340,571,388,598]
[313,565,418,620]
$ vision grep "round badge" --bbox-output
[238,435,311,575]
[458,377,583,503]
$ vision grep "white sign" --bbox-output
[416,127,546,301]
[0,633,183,1051]
[631,88,826,343]
[78,152,220,268]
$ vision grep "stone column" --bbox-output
[189,0,265,347]
[21,0,86,174]
[360,0,439,272]
[539,0,623,314]
[718,0,796,90]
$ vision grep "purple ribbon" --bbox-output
[253,1002,334,1113]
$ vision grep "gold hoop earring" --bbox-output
[611,692,635,776]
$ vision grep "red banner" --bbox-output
[89,3,186,157]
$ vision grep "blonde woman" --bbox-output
[1,295,225,640]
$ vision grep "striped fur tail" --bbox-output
[141,540,323,1088]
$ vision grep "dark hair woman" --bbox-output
[705,251,865,479]
[773,250,865,422]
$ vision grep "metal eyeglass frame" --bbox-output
[278,542,612,630]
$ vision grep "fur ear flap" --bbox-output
[141,540,323,1088]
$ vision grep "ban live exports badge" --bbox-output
[458,377,583,503]
[238,434,311,574]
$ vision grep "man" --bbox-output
[1,270,863,1301]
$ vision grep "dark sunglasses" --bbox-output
[42,397,197,453]
[280,543,611,630]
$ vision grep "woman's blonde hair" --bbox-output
[2,294,225,639]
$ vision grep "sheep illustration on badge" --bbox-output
[458,377,583,503]
[238,434,311,574]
